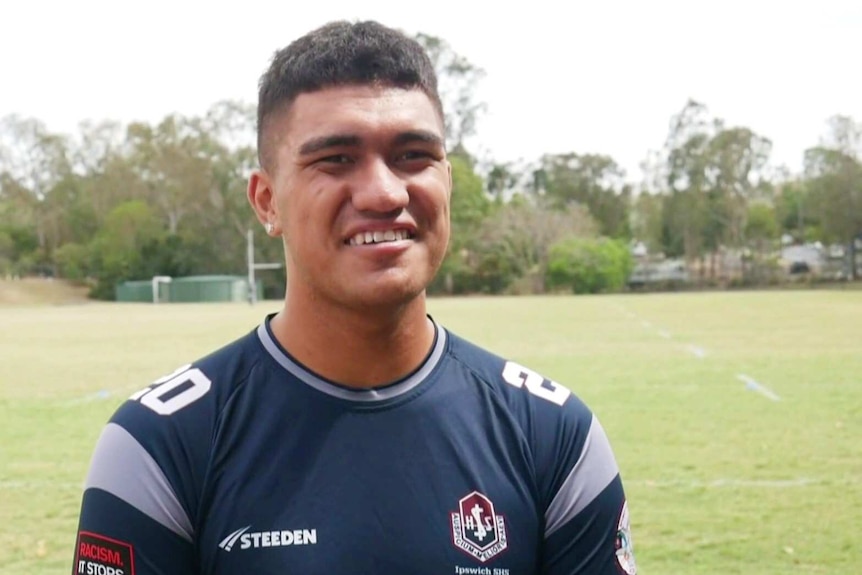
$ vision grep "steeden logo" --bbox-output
[219,526,317,552]
[450,491,508,563]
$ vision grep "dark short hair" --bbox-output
[256,20,443,171]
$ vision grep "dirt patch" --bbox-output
[0,278,91,306]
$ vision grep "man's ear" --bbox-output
[247,169,280,236]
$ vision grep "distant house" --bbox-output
[631,241,648,258]
[628,258,689,287]
[779,244,825,275]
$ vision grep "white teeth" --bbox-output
[349,229,411,245]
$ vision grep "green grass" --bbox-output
[1,291,860,574]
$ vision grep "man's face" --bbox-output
[254,84,451,312]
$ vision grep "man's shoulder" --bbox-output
[190,324,267,391]
[443,328,590,422]
[81,325,270,526]
[109,325,266,439]
[442,327,622,530]
[442,329,508,379]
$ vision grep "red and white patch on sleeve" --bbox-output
[74,532,135,575]
[614,501,637,575]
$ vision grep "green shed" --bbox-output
[115,275,262,303]
[167,275,262,303]
[115,279,165,302]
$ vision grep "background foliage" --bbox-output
[1,34,860,299]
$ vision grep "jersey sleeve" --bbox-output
[72,422,197,575]
[539,409,636,575]
[501,360,637,575]
[71,363,218,575]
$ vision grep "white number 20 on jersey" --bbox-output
[129,364,212,415]
[502,361,571,406]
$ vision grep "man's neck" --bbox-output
[270,292,436,389]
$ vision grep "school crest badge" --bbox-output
[450,491,508,562]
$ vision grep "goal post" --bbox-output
[246,229,283,305]
[151,276,172,304]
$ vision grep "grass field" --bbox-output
[1,290,860,574]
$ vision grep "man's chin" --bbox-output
[344,276,428,311]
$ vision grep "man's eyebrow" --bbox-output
[393,130,445,148]
[297,130,445,156]
[298,134,361,156]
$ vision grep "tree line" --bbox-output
[1,34,860,300]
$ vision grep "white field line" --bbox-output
[628,477,858,488]
[614,305,637,320]
[617,306,663,338]
[737,373,781,401]
[65,390,114,405]
[618,307,685,345]
[616,307,782,405]
[63,383,143,406]
[687,345,707,359]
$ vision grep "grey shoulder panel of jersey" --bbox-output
[544,414,620,537]
[84,422,194,542]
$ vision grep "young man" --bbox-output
[72,20,637,575]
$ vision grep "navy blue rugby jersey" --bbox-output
[72,315,637,575]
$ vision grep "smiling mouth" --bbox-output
[346,229,415,246]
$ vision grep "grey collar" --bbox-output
[256,318,446,402]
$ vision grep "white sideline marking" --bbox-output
[738,374,781,401]
[687,345,707,359]
[629,477,849,488]
[657,330,672,339]
[65,390,113,405]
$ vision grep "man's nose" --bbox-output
[350,159,409,214]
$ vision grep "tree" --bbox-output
[546,237,633,294]
[413,33,486,152]
[630,191,664,254]
[658,100,772,280]
[535,153,631,239]
[183,102,264,280]
[0,115,73,270]
[743,202,781,283]
[125,117,214,234]
[660,100,714,266]
[774,179,818,242]
[804,115,862,278]
[432,155,493,293]
[467,202,598,294]
[704,126,772,249]
[485,161,521,203]
[86,200,171,299]
[0,173,37,273]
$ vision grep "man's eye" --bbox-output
[320,154,351,165]
[399,150,434,161]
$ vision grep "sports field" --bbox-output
[1,290,859,574]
